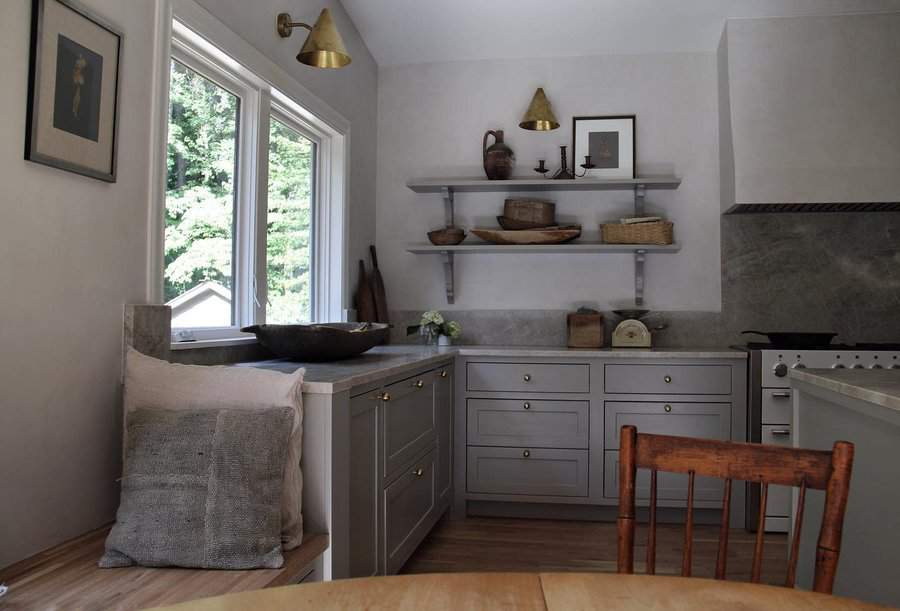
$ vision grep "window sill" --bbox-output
[170,336,258,351]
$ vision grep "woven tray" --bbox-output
[600,221,674,245]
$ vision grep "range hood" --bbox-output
[718,14,900,214]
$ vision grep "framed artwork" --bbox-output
[572,115,635,180]
[25,0,122,182]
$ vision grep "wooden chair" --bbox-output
[616,425,854,594]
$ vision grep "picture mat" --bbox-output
[574,117,634,179]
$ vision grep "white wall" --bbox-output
[376,53,722,312]
[0,0,378,569]
[193,0,379,298]
[0,0,155,568]
[725,12,900,205]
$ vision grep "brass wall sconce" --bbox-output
[519,87,560,131]
[277,8,352,68]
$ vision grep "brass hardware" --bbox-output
[519,87,560,131]
[412,467,424,477]
[276,9,351,68]
[440,370,448,378]
[664,375,672,384]
[523,402,530,410]
[523,450,531,458]
[523,374,531,382]
[664,404,672,413]
[414,380,424,389]
[380,392,391,402]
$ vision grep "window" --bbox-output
[156,16,346,343]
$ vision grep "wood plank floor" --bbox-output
[401,517,789,586]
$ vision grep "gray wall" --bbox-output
[723,13,900,206]
[0,0,378,569]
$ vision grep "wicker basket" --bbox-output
[600,221,674,245]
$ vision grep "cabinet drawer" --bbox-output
[604,401,731,449]
[467,399,589,449]
[384,448,436,574]
[761,389,793,424]
[467,362,590,394]
[762,425,793,527]
[467,446,588,497]
[605,364,731,395]
[384,372,436,481]
[604,450,724,502]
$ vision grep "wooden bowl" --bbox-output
[496,216,553,230]
[428,227,466,245]
[503,198,555,225]
[241,322,390,361]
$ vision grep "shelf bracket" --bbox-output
[441,251,455,304]
[634,249,647,307]
[441,186,455,227]
[634,184,646,217]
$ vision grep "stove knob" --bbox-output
[792,363,806,369]
[773,362,788,377]
[832,363,846,369]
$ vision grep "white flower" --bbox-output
[421,310,444,326]
[445,320,462,339]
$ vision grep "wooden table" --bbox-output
[152,572,888,610]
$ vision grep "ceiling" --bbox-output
[341,0,900,66]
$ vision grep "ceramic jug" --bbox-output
[483,130,514,180]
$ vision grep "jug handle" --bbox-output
[483,130,499,172]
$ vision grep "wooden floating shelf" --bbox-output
[407,176,681,193]
[406,242,681,255]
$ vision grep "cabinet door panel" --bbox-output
[467,362,590,393]
[468,399,589,449]
[435,367,453,505]
[467,447,589,497]
[604,401,731,449]
[605,364,732,395]
[384,373,436,481]
[384,448,436,574]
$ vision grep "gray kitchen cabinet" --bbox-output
[347,360,453,578]
[384,448,437,574]
[467,398,589,449]
[467,362,590,394]
[605,364,732,395]
[467,446,589,497]
[603,401,731,449]
[435,367,453,506]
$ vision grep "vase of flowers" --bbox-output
[407,310,462,346]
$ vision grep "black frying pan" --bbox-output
[741,330,837,348]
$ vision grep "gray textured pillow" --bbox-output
[100,407,293,569]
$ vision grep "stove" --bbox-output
[739,341,900,532]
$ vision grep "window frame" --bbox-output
[150,5,349,345]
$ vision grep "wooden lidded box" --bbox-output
[567,309,604,348]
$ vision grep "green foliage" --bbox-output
[164,60,314,324]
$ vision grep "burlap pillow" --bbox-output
[100,407,292,569]
[123,348,305,549]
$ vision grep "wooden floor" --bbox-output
[401,516,789,586]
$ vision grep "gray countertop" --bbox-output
[239,344,746,394]
[790,368,900,416]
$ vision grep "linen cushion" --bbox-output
[123,348,305,549]
[100,407,293,569]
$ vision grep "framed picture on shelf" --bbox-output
[25,0,122,182]
[572,115,635,180]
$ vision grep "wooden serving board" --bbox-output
[470,225,582,245]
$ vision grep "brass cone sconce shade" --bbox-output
[277,8,352,69]
[519,87,560,131]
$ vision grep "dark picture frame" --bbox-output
[572,115,636,180]
[25,0,122,182]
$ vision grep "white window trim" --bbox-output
[147,0,350,343]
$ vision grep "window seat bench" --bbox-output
[0,526,328,610]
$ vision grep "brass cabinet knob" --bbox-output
[414,380,424,389]
[664,375,672,384]
[381,392,391,402]
[523,450,531,458]
[440,370,448,378]
[412,467,424,477]
[523,374,532,382]
[664,404,673,413]
[523,402,531,410]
